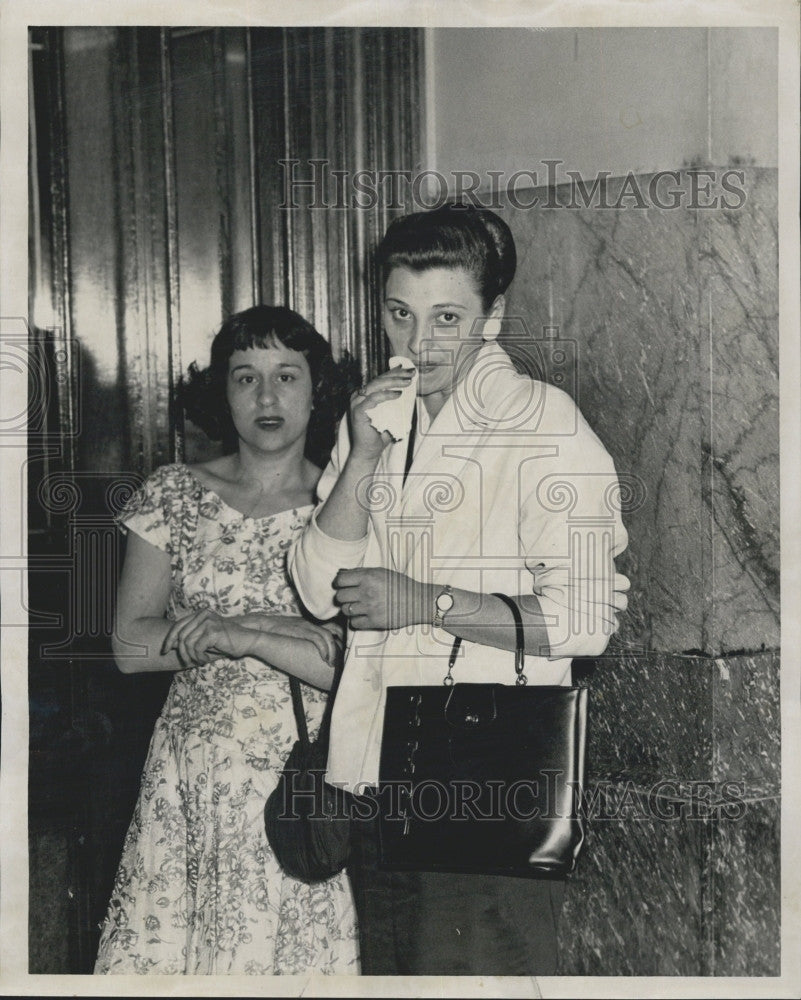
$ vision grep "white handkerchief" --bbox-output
[365,355,418,441]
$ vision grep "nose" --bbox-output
[257,381,277,407]
[407,320,424,358]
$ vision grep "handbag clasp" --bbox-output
[444,684,499,730]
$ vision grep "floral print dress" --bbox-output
[94,464,359,975]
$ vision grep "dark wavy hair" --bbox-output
[375,203,517,310]
[178,305,353,468]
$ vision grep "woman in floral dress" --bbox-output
[94,306,359,975]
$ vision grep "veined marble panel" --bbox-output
[558,795,780,975]
[583,651,779,799]
[704,168,779,651]
[712,651,780,797]
[557,809,707,975]
[557,650,779,975]
[500,168,778,655]
[711,797,780,976]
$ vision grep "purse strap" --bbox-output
[288,659,342,751]
[289,675,310,750]
[442,592,528,687]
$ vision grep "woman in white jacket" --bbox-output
[289,203,629,975]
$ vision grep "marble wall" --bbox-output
[559,651,780,976]
[498,169,780,976]
[501,167,779,656]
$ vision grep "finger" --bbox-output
[358,388,405,410]
[333,585,361,606]
[341,601,362,621]
[161,611,202,654]
[369,368,416,387]
[320,623,345,658]
[321,621,344,643]
[305,628,331,661]
[334,568,364,588]
[161,624,180,654]
[614,572,631,592]
[350,380,407,409]
[180,612,219,664]
[382,361,416,375]
[175,647,191,670]
[370,373,414,389]
[320,628,338,663]
[178,620,207,665]
[317,622,338,661]
[165,610,209,658]
[336,600,361,623]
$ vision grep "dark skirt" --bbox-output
[347,803,565,976]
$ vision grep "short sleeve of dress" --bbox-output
[117,465,179,554]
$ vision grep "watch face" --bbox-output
[436,591,454,611]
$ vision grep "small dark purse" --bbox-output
[264,676,351,884]
[378,593,588,878]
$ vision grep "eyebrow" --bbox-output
[229,362,303,373]
[385,297,466,309]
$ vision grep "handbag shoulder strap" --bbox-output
[289,675,310,749]
[289,661,343,749]
[442,593,528,687]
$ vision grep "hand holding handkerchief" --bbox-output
[364,356,418,442]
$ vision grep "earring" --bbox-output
[483,317,502,341]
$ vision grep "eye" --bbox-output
[437,311,459,324]
[237,373,256,384]
[277,373,295,383]
[388,306,411,321]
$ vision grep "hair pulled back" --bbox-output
[376,203,517,309]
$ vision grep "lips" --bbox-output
[414,353,450,372]
[255,416,284,429]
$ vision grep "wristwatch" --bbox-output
[433,585,454,628]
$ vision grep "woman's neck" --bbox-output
[422,390,448,422]
[230,440,311,493]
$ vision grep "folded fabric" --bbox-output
[365,356,417,441]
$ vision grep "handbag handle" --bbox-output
[288,660,342,752]
[288,676,310,750]
[443,592,528,687]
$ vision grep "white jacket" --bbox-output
[289,342,629,789]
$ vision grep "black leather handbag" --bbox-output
[264,676,351,884]
[378,593,588,877]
